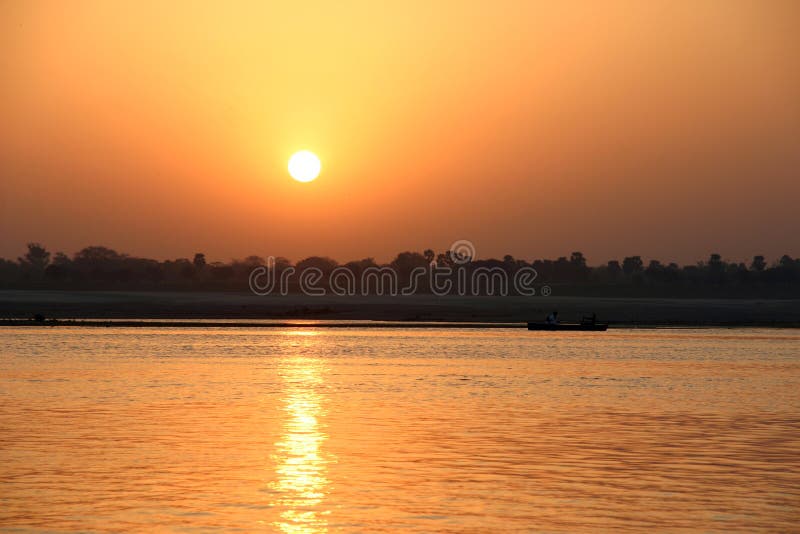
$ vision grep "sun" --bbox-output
[288,150,321,182]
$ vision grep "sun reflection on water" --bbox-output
[270,338,332,533]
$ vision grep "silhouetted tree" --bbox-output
[391,252,428,275]
[502,254,526,277]
[74,246,121,265]
[52,252,71,266]
[231,256,266,279]
[72,246,122,282]
[751,255,766,272]
[779,255,795,269]
[707,253,726,285]
[343,258,378,283]
[209,262,234,281]
[296,256,338,274]
[244,255,265,266]
[570,252,586,268]
[273,257,293,272]
[776,255,800,284]
[569,252,589,281]
[18,243,50,278]
[436,252,455,268]
[708,253,724,271]
[0,258,20,285]
[553,256,570,281]
[2,243,798,296]
[646,259,662,273]
[622,256,643,275]
[44,252,73,281]
[607,260,622,279]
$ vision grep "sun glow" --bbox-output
[288,151,321,183]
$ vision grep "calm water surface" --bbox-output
[1,327,799,531]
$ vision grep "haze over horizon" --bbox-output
[2,1,799,265]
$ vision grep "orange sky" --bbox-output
[1,1,798,265]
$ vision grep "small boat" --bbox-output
[527,322,608,331]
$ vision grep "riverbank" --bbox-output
[1,290,799,327]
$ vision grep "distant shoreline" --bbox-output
[3,319,527,328]
[1,290,799,328]
[1,319,799,329]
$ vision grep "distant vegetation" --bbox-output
[1,243,798,297]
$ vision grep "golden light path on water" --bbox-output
[270,331,332,533]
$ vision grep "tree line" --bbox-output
[1,243,798,297]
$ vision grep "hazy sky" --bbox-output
[2,1,798,265]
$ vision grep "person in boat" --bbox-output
[546,311,559,325]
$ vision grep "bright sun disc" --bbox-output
[288,151,321,182]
